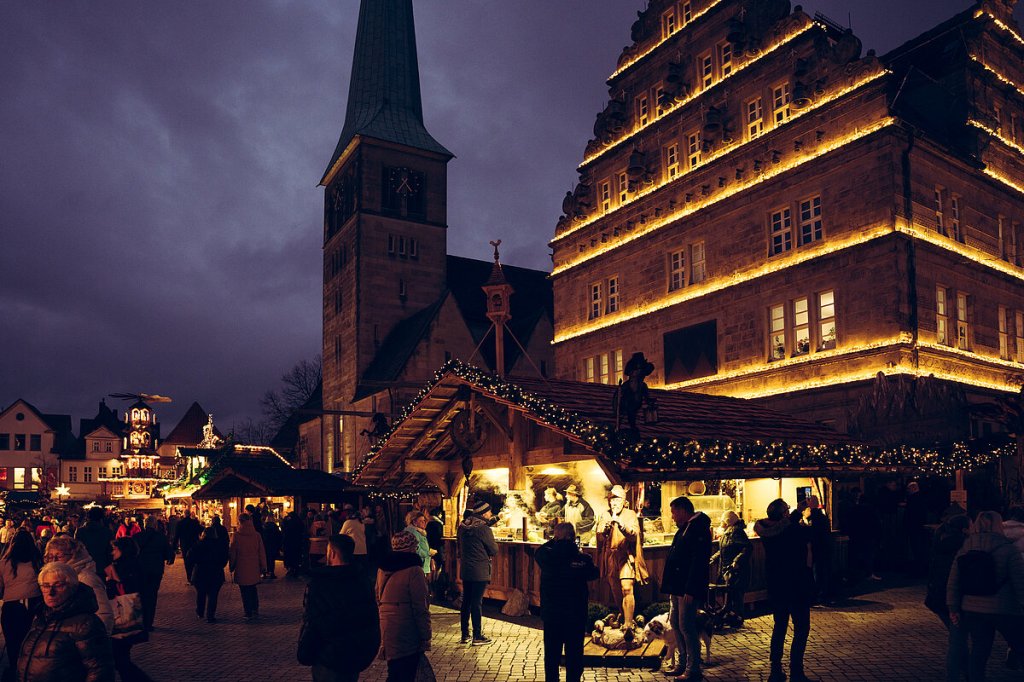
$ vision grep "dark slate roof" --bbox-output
[163,402,222,446]
[4,399,77,456]
[354,256,553,400]
[447,255,553,374]
[188,443,352,500]
[355,297,447,401]
[320,0,452,185]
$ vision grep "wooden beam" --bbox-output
[470,454,510,471]
[404,400,462,458]
[475,397,512,441]
[404,460,458,475]
[509,411,528,490]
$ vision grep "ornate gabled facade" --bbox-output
[551,0,1024,446]
[318,0,553,474]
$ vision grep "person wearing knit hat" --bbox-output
[458,501,498,646]
[376,532,432,679]
[712,510,751,628]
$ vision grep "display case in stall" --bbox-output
[353,361,935,609]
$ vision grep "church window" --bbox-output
[690,241,706,284]
[662,9,677,38]
[772,83,791,124]
[669,249,686,292]
[769,207,793,255]
[747,98,764,139]
[687,132,701,169]
[798,196,822,245]
[665,144,679,179]
[637,94,650,126]
[718,42,733,78]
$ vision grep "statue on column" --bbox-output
[595,484,648,626]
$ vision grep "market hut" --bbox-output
[354,360,940,607]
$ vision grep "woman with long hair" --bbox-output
[187,526,228,622]
[105,537,153,682]
[0,529,42,682]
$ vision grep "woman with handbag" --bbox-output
[187,527,228,623]
[0,530,42,682]
[377,531,433,682]
[105,538,153,682]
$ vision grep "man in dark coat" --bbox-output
[173,511,202,584]
[802,497,834,604]
[535,522,599,682]
[135,516,174,632]
[282,512,308,577]
[458,501,498,645]
[661,496,712,681]
[297,535,380,682]
[754,499,817,682]
[74,506,113,578]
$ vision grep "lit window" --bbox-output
[599,353,611,384]
[936,286,949,345]
[600,180,612,213]
[682,1,692,23]
[84,467,93,483]
[950,194,962,242]
[637,94,650,126]
[1016,311,1024,362]
[690,242,706,284]
[113,466,123,477]
[583,356,595,383]
[662,9,677,38]
[747,98,764,139]
[618,171,629,204]
[589,282,603,320]
[655,86,667,116]
[612,349,624,384]
[700,52,714,89]
[607,277,619,314]
[818,290,836,349]
[669,249,686,291]
[793,297,810,355]
[956,292,970,350]
[1000,305,1010,359]
[772,83,791,124]
[769,207,793,255]
[718,42,733,77]
[687,132,701,169]
[934,186,945,235]
[665,144,679,179]
[769,304,786,361]
[68,466,77,483]
[798,196,822,245]
[13,468,25,489]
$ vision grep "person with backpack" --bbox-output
[947,511,1024,682]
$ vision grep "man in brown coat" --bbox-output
[229,513,267,621]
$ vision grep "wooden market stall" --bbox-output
[354,361,917,608]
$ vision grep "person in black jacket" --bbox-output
[105,537,153,682]
[173,511,202,584]
[661,496,712,681]
[535,523,599,682]
[187,526,229,623]
[135,516,174,632]
[754,499,817,682]
[711,511,751,626]
[74,506,113,578]
[297,534,381,681]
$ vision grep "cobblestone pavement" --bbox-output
[8,561,1016,681]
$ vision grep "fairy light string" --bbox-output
[352,360,1003,482]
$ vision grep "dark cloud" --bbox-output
[1,0,1015,428]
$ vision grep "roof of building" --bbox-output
[163,402,222,446]
[354,255,552,401]
[320,0,452,185]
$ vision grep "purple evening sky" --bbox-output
[1,1,1019,432]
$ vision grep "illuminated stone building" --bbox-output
[318,0,553,473]
[551,0,1024,445]
[99,400,165,505]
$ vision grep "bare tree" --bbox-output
[260,355,322,432]
[231,418,275,446]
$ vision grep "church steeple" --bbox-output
[320,0,452,186]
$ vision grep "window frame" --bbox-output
[956,291,970,350]
[589,282,603,320]
[818,290,836,350]
[637,94,650,127]
[769,206,793,256]
[1000,305,1010,359]
[669,249,686,292]
[746,97,764,140]
[936,286,950,346]
[687,132,701,169]
[772,83,791,125]
[797,195,823,246]
[690,241,706,284]
[606,276,619,314]
[665,144,679,179]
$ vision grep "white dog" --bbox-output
[643,613,679,671]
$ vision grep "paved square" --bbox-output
[17,561,1010,681]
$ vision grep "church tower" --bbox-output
[320,0,453,471]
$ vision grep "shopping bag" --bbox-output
[110,592,144,639]
[415,654,436,682]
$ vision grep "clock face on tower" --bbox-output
[382,166,426,217]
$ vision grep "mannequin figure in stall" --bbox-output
[536,488,564,538]
[595,485,648,626]
[562,485,595,545]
